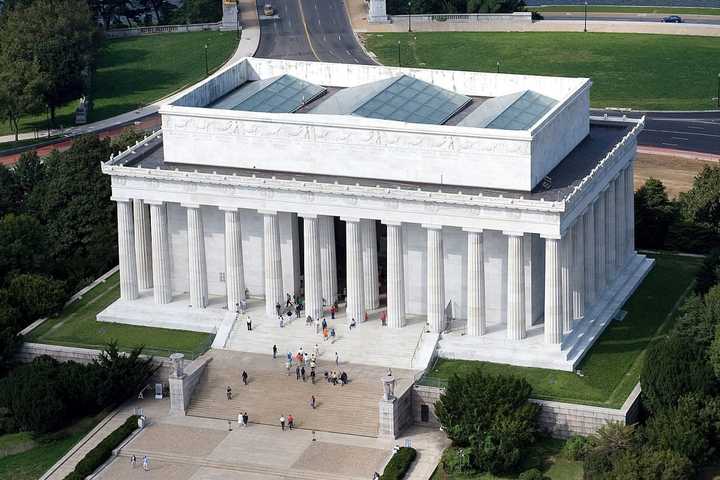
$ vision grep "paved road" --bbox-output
[542,13,720,25]
[254,0,373,64]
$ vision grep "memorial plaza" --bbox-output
[99,57,653,372]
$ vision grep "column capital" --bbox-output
[503,230,525,237]
[111,196,132,203]
[181,203,201,209]
[540,234,561,240]
[422,224,443,230]
[258,209,278,216]
[219,206,239,212]
[462,227,484,233]
[298,212,318,219]
[341,217,361,223]
[144,199,165,206]
[381,219,403,226]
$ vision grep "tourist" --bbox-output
[324,371,330,383]
[242,370,248,385]
[335,352,339,367]
[330,304,336,319]
[130,454,137,468]
[296,366,301,381]
[243,412,249,427]
[373,472,380,480]
[226,385,232,400]
[301,366,306,382]
[322,318,328,330]
[322,327,329,342]
[246,316,252,331]
[288,413,294,430]
[364,311,368,322]
[142,455,149,471]
[286,361,292,375]
[310,395,316,409]
[286,293,292,307]
[276,302,281,316]
[340,371,348,386]
[273,345,277,359]
[349,318,356,330]
[238,412,244,428]
[314,343,319,358]
[306,315,313,326]
[330,327,336,342]
[280,415,286,431]
[280,316,284,328]
[235,302,240,315]
[380,310,387,326]
[315,317,321,334]
[310,369,316,384]
[296,306,301,319]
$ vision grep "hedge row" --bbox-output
[63,415,139,480]
[381,447,417,480]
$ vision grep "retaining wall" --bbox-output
[388,11,532,24]
[105,22,222,38]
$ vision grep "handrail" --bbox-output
[409,326,427,370]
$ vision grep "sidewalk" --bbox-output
[0,4,259,146]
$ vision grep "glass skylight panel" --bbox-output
[485,90,557,131]
[351,75,470,125]
[232,74,326,113]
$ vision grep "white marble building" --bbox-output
[100,57,653,371]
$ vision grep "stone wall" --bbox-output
[411,383,642,438]
[105,22,222,38]
[169,356,212,415]
[387,12,533,25]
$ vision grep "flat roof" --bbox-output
[113,120,631,203]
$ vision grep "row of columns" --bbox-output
[114,164,635,340]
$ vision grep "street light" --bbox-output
[584,1,588,32]
[408,0,412,32]
[496,60,500,73]
[397,40,401,67]
[717,73,720,108]
[204,43,209,77]
[235,0,241,40]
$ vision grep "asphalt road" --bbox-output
[542,13,720,25]
[254,0,373,64]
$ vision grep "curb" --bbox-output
[637,145,720,162]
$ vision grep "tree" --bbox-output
[609,447,692,480]
[680,166,720,234]
[640,335,716,413]
[0,165,20,215]
[0,0,99,123]
[583,422,637,479]
[675,286,720,350]
[6,273,66,324]
[93,342,158,407]
[696,249,720,296]
[0,213,48,285]
[634,178,675,250]
[0,47,42,141]
[12,151,45,211]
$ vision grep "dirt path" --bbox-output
[634,153,715,198]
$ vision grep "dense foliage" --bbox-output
[387,0,525,15]
[0,343,157,434]
[380,447,417,480]
[63,414,139,480]
[435,370,539,475]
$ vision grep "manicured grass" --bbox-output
[532,5,720,16]
[363,32,720,110]
[420,253,702,407]
[0,415,100,480]
[27,271,214,359]
[1,31,237,136]
[432,437,583,480]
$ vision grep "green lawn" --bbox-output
[420,253,702,408]
[0,415,100,480]
[27,271,214,359]
[432,437,583,480]
[1,31,238,137]
[363,32,720,110]
[532,5,720,16]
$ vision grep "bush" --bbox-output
[694,249,720,296]
[64,414,139,479]
[610,447,692,480]
[640,336,716,413]
[474,410,537,474]
[440,447,473,474]
[583,422,637,479]
[674,288,720,350]
[6,273,66,323]
[644,393,720,465]
[561,435,590,461]
[380,447,417,480]
[518,468,549,480]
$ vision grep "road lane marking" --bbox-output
[661,142,678,147]
[644,128,720,139]
[296,0,320,61]
[671,137,689,141]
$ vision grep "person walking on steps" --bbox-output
[288,413,294,430]
[242,370,248,385]
[246,316,252,331]
[273,344,277,359]
[335,352,339,367]
[280,415,286,431]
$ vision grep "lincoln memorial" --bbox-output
[99,57,653,371]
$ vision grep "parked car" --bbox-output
[661,15,683,23]
[263,4,274,16]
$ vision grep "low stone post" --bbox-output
[169,353,186,416]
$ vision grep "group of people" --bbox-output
[129,454,150,471]
[323,370,348,386]
[225,370,250,400]
[237,411,249,427]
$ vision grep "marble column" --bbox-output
[361,219,380,311]
[426,225,445,333]
[615,172,626,270]
[116,199,139,300]
[133,199,153,290]
[385,221,405,328]
[302,214,323,320]
[606,182,617,286]
[149,202,172,304]
[584,205,596,307]
[222,207,245,311]
[319,215,337,305]
[572,219,585,322]
[595,191,607,293]
[625,165,635,259]
[262,211,284,317]
[465,229,486,336]
[186,205,208,309]
[344,218,365,324]
[506,231,526,340]
[560,230,573,332]
[543,236,563,344]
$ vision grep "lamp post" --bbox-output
[204,43,209,77]
[235,0,241,40]
[408,0,412,32]
[397,40,401,67]
[717,73,720,108]
[496,61,500,73]
[584,1,588,32]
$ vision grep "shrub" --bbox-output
[674,288,720,350]
[561,435,590,461]
[695,249,720,296]
[609,447,692,480]
[6,273,66,323]
[644,393,720,465]
[440,447,473,474]
[518,468,549,480]
[474,410,537,474]
[64,414,139,479]
[640,336,716,413]
[380,447,417,480]
[93,341,158,408]
[583,422,637,479]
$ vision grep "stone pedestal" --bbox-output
[368,0,390,23]
[379,398,399,438]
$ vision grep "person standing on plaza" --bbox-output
[246,315,252,331]
[315,316,321,334]
[242,370,248,385]
[276,302,281,317]
[273,344,277,359]
[296,365,301,381]
[301,366,306,382]
[310,369,316,384]
[142,455,150,471]
[226,385,232,400]
[330,304,336,319]
[335,352,339,367]
[286,293,292,307]
[238,412,244,428]
[130,454,137,468]
[310,395,316,409]
[280,415,286,431]
[314,343,319,358]
[322,327,329,342]
[243,412,249,427]
[288,413,294,430]
[322,317,328,331]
